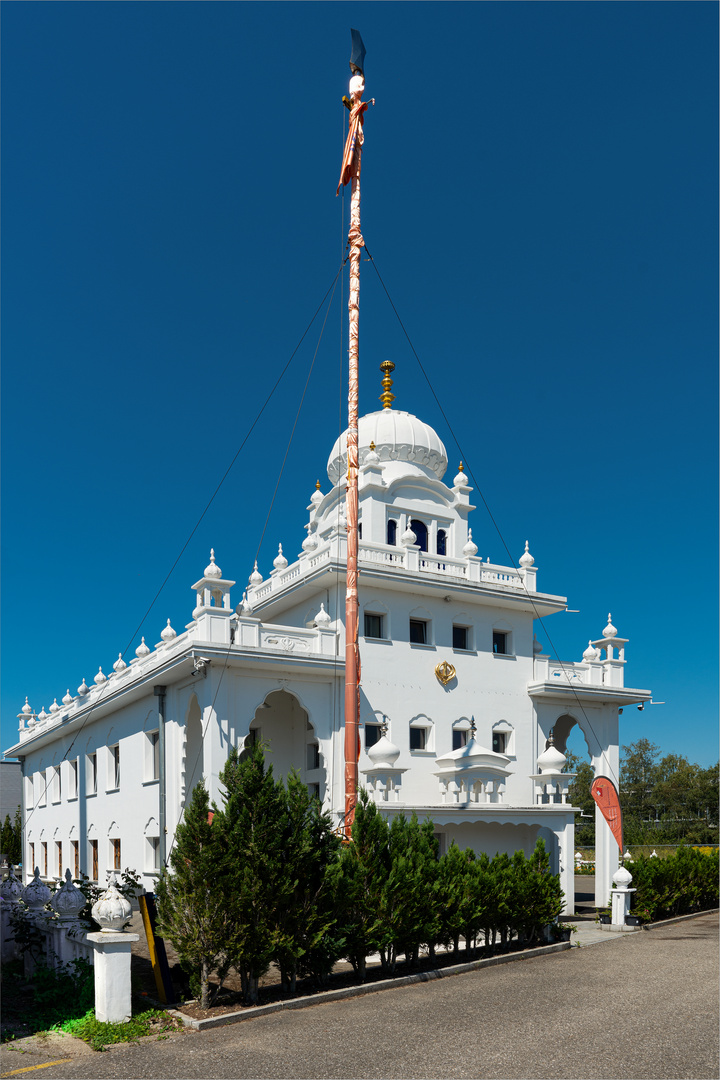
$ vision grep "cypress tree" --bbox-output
[155,780,231,1009]
[214,743,286,1005]
[329,790,389,981]
[273,771,340,994]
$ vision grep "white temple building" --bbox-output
[8,379,651,913]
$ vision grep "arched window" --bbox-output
[437,529,447,556]
[410,519,428,552]
[387,519,397,546]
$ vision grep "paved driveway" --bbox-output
[1,913,717,1080]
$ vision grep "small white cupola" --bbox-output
[453,462,469,489]
[191,549,236,620]
[530,730,575,805]
[589,613,629,688]
[361,719,407,804]
[435,719,512,805]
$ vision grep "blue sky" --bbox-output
[2,2,717,766]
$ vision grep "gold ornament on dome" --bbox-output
[435,660,456,686]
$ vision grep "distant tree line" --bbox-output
[157,744,564,1009]
[1,808,22,866]
[567,738,719,847]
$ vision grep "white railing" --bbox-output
[481,567,523,588]
[549,662,586,683]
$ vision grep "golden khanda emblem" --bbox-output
[435,661,456,686]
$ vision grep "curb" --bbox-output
[642,907,719,931]
[171,941,571,1031]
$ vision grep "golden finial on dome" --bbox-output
[315,480,321,490]
[379,360,395,409]
[458,462,464,472]
[369,441,376,450]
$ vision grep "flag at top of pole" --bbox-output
[337,29,374,195]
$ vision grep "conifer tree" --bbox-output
[273,771,340,994]
[214,743,286,1005]
[1,811,21,866]
[329,790,389,981]
[155,780,231,1009]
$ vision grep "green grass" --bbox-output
[55,1008,184,1052]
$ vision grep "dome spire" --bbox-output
[379,360,395,409]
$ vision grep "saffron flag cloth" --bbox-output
[337,101,369,194]
[590,775,623,853]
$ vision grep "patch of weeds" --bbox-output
[56,1009,184,1052]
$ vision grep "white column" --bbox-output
[87,932,139,1023]
[559,818,575,917]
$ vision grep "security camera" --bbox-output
[192,657,211,675]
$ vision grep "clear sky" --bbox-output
[2,2,717,766]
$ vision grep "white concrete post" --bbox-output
[87,932,139,1023]
[610,865,635,927]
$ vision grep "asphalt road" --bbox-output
[2,913,717,1080]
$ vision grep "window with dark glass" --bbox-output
[437,529,447,556]
[453,625,469,650]
[410,519,428,552]
[493,732,508,754]
[493,631,508,655]
[307,742,320,770]
[364,613,384,639]
[387,519,397,545]
[112,838,121,870]
[453,728,469,750]
[410,727,427,751]
[409,619,427,644]
[365,724,382,749]
[90,840,98,881]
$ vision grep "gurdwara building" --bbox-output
[8,378,650,911]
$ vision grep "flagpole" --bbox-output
[338,32,373,836]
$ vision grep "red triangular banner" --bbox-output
[590,775,623,853]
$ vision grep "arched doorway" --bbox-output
[244,690,324,799]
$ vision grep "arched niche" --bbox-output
[548,713,600,770]
[184,694,204,802]
[244,690,325,796]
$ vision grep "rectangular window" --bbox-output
[51,765,61,803]
[109,745,120,789]
[56,841,63,876]
[72,840,79,878]
[148,836,160,871]
[112,838,121,870]
[364,613,384,639]
[29,842,35,873]
[492,732,508,754]
[69,759,78,799]
[90,840,98,881]
[409,619,427,645]
[409,727,427,751]
[39,771,47,806]
[453,728,469,750]
[493,631,508,655]
[453,625,469,650]
[87,753,97,795]
[150,731,160,780]
[365,724,381,749]
[307,743,320,771]
[42,842,48,876]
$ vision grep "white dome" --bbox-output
[327,410,447,484]
[367,733,401,768]
[537,742,567,774]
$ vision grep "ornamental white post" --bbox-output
[87,874,138,1023]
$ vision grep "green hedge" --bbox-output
[631,846,719,922]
